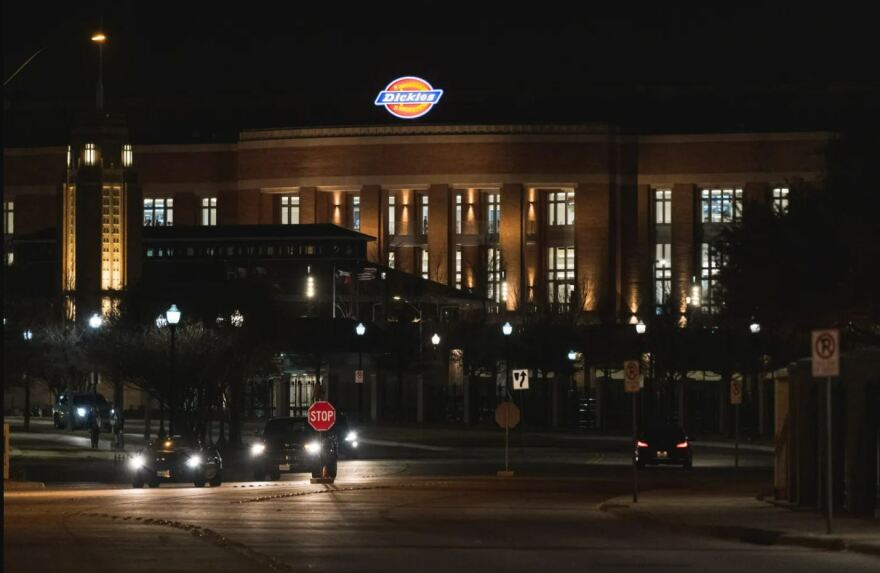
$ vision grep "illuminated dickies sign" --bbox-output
[374,76,444,119]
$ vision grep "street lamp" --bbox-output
[502,322,513,396]
[749,319,761,334]
[431,333,441,347]
[88,313,103,329]
[22,330,33,431]
[230,309,244,328]
[635,320,647,335]
[166,304,181,436]
[567,349,578,362]
[87,314,102,430]
[355,322,366,422]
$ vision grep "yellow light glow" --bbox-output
[91,32,107,43]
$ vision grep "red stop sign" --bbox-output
[307,401,336,432]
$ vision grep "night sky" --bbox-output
[3,2,878,145]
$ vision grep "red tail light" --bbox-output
[637,441,649,448]
[676,441,689,449]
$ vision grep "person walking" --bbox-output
[88,408,101,449]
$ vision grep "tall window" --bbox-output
[654,243,672,313]
[122,144,133,167]
[83,143,97,166]
[487,247,506,303]
[351,195,361,231]
[486,192,501,234]
[701,188,743,223]
[421,247,429,280]
[281,195,300,224]
[387,250,396,269]
[455,194,463,234]
[455,247,463,289]
[201,197,217,226]
[420,195,429,235]
[388,195,396,235]
[547,246,575,305]
[773,187,789,215]
[700,243,724,313]
[654,189,672,224]
[143,198,173,227]
[548,190,575,226]
[4,201,13,234]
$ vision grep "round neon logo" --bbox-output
[374,76,444,120]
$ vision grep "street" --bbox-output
[5,422,878,572]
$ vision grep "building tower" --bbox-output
[60,115,142,320]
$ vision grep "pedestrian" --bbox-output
[113,410,125,452]
[88,407,101,449]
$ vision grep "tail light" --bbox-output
[637,441,649,448]
[675,441,689,449]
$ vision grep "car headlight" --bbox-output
[250,443,266,456]
[76,407,87,417]
[304,441,322,455]
[345,431,357,442]
[129,455,145,470]
[185,455,203,468]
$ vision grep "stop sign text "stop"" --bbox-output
[308,401,337,432]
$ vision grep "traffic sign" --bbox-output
[495,401,521,429]
[623,360,640,393]
[512,369,530,390]
[355,370,364,384]
[730,374,743,405]
[812,329,839,378]
[307,401,337,432]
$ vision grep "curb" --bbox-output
[599,500,879,559]
[3,480,46,491]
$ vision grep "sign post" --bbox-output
[812,329,839,535]
[624,360,640,503]
[495,401,520,477]
[730,374,743,469]
[512,369,529,453]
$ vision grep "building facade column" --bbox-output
[575,182,611,315]
[671,183,696,315]
[499,183,525,311]
[360,185,383,263]
[427,184,452,285]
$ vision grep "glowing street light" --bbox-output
[502,322,513,336]
[88,313,103,329]
[749,319,761,334]
[635,320,647,335]
[431,333,441,347]
[567,349,578,362]
[230,309,244,328]
[355,322,366,336]
[165,304,181,437]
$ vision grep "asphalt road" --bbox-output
[6,468,879,573]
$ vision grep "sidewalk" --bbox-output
[599,489,880,558]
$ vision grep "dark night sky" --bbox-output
[3,2,879,145]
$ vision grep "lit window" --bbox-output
[654,243,672,313]
[421,248,429,280]
[388,195,396,235]
[83,143,97,166]
[454,194,464,234]
[4,201,13,235]
[122,144,133,167]
[548,191,575,226]
[5,251,13,266]
[455,247,463,289]
[701,188,743,223]
[143,198,174,227]
[486,193,501,234]
[654,189,672,224]
[547,246,575,306]
[281,195,300,224]
[387,250,396,269]
[66,146,71,168]
[773,187,789,215]
[700,243,725,314]
[420,195,429,235]
[201,197,217,226]
[487,247,506,303]
[351,195,361,231]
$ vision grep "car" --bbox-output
[249,414,359,481]
[129,435,223,488]
[53,393,113,430]
[636,422,693,469]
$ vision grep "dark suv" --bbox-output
[637,422,693,469]
[249,414,358,480]
[53,393,113,430]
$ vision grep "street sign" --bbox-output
[355,370,364,384]
[730,374,743,405]
[812,329,839,378]
[495,401,521,429]
[623,360,640,393]
[512,369,530,390]
[307,401,337,432]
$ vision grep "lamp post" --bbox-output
[502,322,513,396]
[88,313,103,428]
[634,318,647,503]
[355,322,366,422]
[22,329,33,432]
[165,305,181,436]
